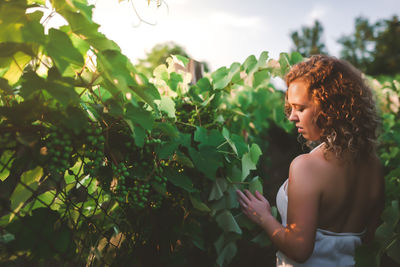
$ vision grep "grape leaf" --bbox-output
[47,28,84,74]
[249,176,263,195]
[209,178,228,201]
[189,146,222,180]
[216,241,237,267]
[216,210,242,235]
[190,194,211,212]
[164,169,196,192]
[125,103,154,131]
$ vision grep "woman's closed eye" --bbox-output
[293,106,305,112]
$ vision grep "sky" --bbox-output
[54,0,400,71]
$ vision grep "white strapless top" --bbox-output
[275,143,365,267]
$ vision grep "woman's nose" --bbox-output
[288,110,298,122]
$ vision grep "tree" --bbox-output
[290,20,328,57]
[136,41,210,82]
[338,15,400,76]
[337,17,376,73]
[136,42,189,76]
[369,15,400,76]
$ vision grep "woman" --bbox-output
[236,55,384,266]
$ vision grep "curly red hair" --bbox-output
[284,55,380,161]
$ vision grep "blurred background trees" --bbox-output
[290,15,400,77]
[136,41,189,76]
[290,20,328,57]
[136,41,209,77]
[367,15,400,76]
[136,15,400,79]
[337,17,375,74]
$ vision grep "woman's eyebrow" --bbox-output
[289,103,306,107]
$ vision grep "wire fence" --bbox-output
[0,149,134,266]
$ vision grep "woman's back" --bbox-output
[274,144,384,266]
[236,55,383,266]
[310,144,384,237]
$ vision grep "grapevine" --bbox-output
[83,126,105,177]
[1,1,399,266]
[46,126,73,175]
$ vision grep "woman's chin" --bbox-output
[301,133,320,142]
[300,132,308,139]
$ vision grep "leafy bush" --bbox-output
[0,1,399,266]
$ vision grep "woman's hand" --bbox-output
[236,189,272,226]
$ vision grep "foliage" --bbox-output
[0,1,399,266]
[338,15,400,76]
[354,77,400,267]
[369,16,400,76]
[290,20,328,57]
[291,15,400,77]
[136,41,210,80]
[136,42,190,77]
[337,17,375,74]
[0,0,295,265]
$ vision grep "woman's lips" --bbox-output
[297,127,304,133]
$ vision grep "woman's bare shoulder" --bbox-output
[288,153,327,185]
[289,149,329,172]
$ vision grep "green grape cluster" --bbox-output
[47,127,73,174]
[188,109,197,124]
[154,175,167,189]
[112,162,132,203]
[145,175,167,209]
[130,181,150,208]
[177,105,215,127]
[112,162,130,179]
[84,127,105,176]
[111,161,153,208]
[112,162,128,196]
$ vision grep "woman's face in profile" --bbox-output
[287,79,322,141]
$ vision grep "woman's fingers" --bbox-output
[237,198,248,209]
[244,189,257,201]
[236,190,251,206]
[255,190,267,202]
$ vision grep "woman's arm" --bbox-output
[237,154,321,263]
